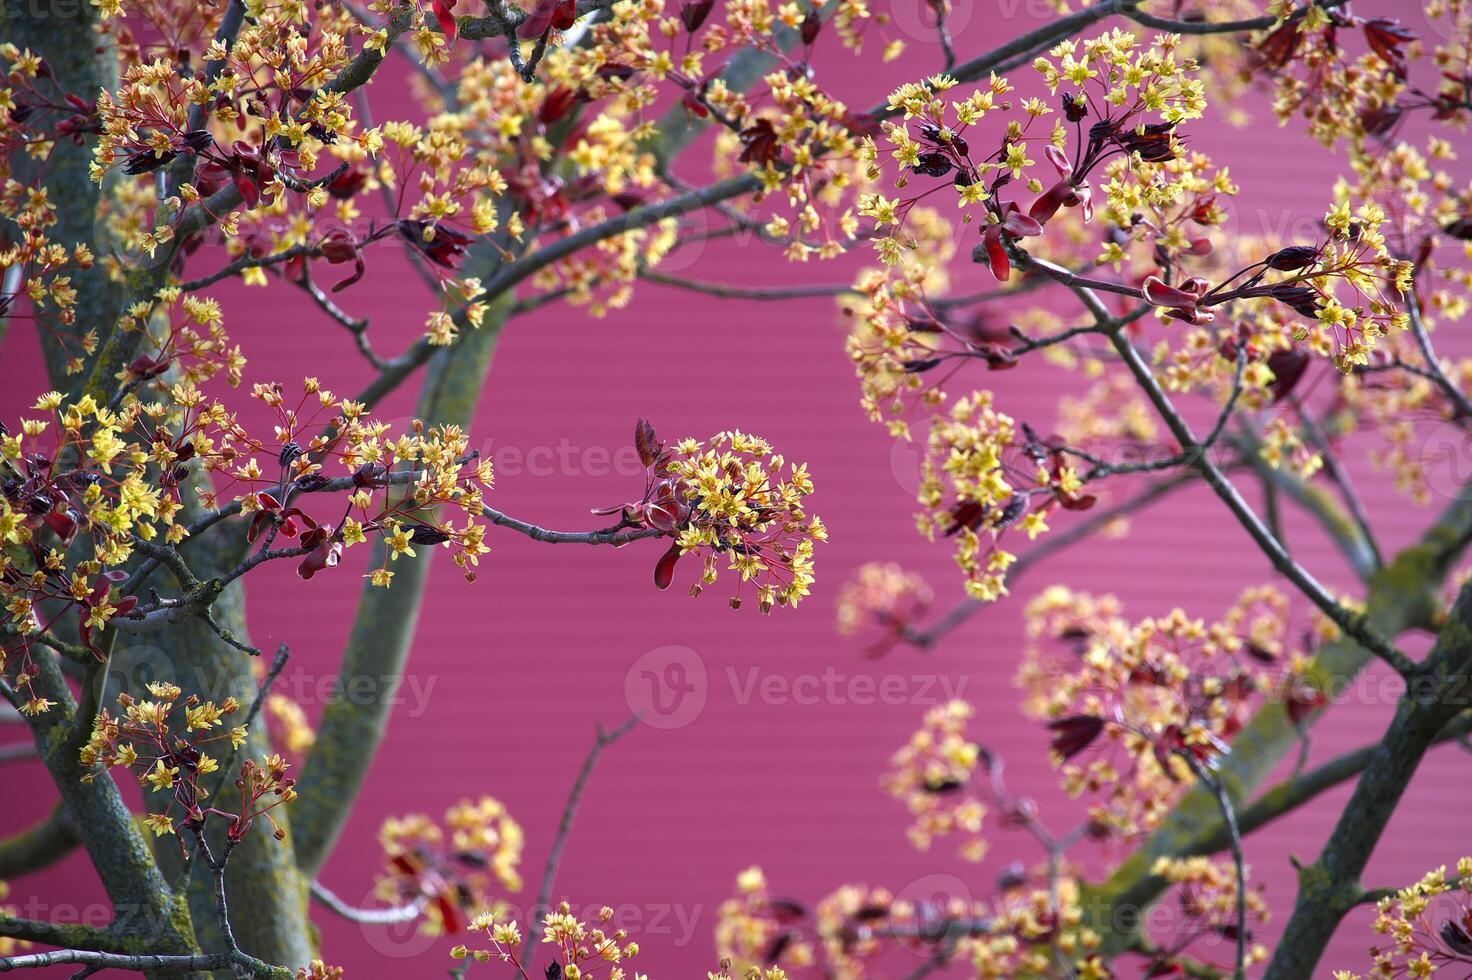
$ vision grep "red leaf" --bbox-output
[247,510,273,544]
[432,0,458,41]
[435,893,464,934]
[653,542,682,590]
[1029,181,1073,225]
[1047,715,1104,760]
[1266,348,1310,403]
[1001,211,1043,238]
[1285,686,1327,725]
[231,171,260,209]
[1141,275,1201,310]
[297,539,343,580]
[634,418,661,468]
[518,0,575,38]
[737,119,782,166]
[680,0,714,32]
[538,85,580,124]
[1057,493,1096,511]
[681,89,710,119]
[43,507,78,541]
[981,225,1010,282]
[1256,20,1303,69]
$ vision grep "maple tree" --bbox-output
[2,0,1472,977]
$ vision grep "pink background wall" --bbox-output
[4,2,1470,976]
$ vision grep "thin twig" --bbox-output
[638,269,857,301]
[519,715,640,960]
[1407,295,1472,421]
[310,879,427,925]
[1185,756,1246,980]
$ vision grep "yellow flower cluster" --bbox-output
[378,797,523,934]
[715,863,1105,980]
[833,561,932,653]
[1095,149,1237,266]
[915,391,1057,603]
[1335,137,1471,326]
[230,378,495,584]
[0,46,106,371]
[882,699,988,861]
[1150,856,1271,966]
[843,208,958,436]
[263,692,316,756]
[715,866,819,976]
[454,902,646,980]
[666,430,824,613]
[1336,857,1472,979]
[78,683,279,839]
[1017,586,1285,840]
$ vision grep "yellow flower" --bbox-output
[144,760,179,792]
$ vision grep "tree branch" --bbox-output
[1102,324,1417,678]
[309,880,426,925]
[520,716,640,960]
[1264,581,1472,978]
[0,804,79,879]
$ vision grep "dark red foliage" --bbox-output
[653,542,682,590]
[518,0,578,38]
[1047,715,1105,760]
[800,8,822,45]
[297,538,343,580]
[538,85,582,124]
[1266,348,1310,403]
[679,0,714,31]
[1268,283,1323,318]
[1265,245,1319,271]
[325,167,368,200]
[196,140,279,209]
[1256,20,1304,69]
[634,417,663,468]
[432,0,457,41]
[317,228,365,293]
[1363,18,1417,76]
[1284,684,1328,725]
[395,219,474,268]
[737,119,782,166]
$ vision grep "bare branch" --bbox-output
[310,879,426,925]
[520,716,641,960]
[1407,295,1472,422]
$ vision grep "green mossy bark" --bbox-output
[142,540,315,972]
[1262,591,1472,977]
[1086,493,1472,955]
[15,652,202,974]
